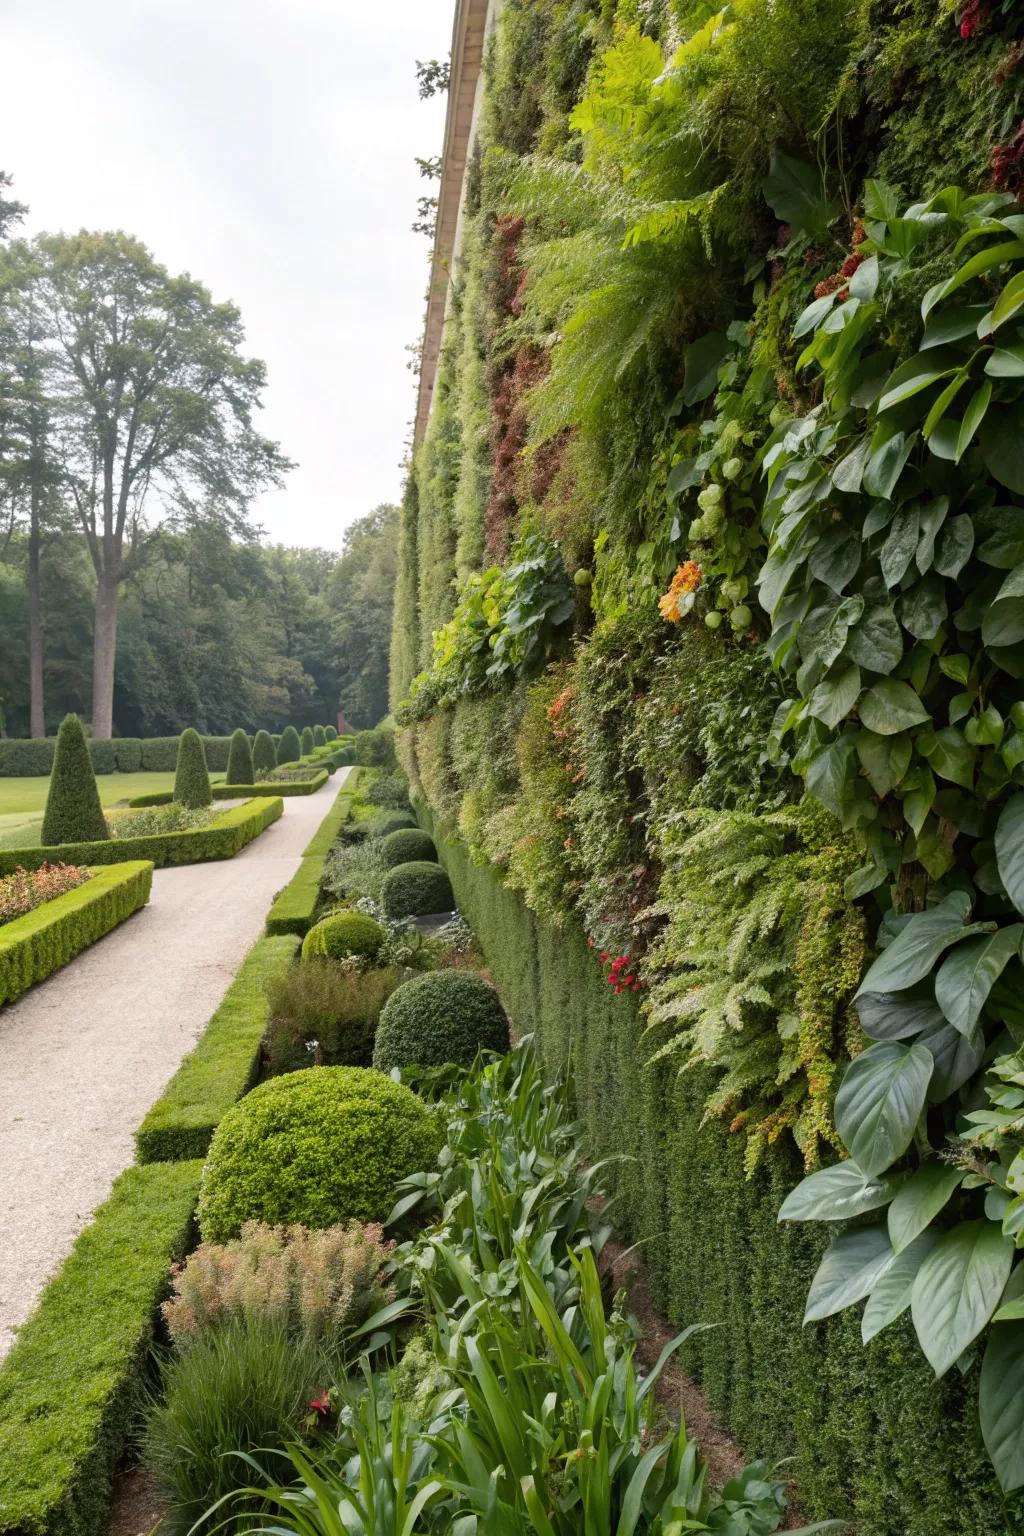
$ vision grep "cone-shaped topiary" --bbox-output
[225,728,254,785]
[313,725,326,747]
[252,730,277,776]
[300,726,315,757]
[41,714,109,845]
[381,828,436,868]
[174,728,212,808]
[278,726,301,765]
[301,910,386,963]
[373,970,509,1072]
[381,861,454,919]
[197,1067,441,1240]
[325,725,338,741]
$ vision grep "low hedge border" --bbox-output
[0,861,153,1007]
[135,933,301,1163]
[0,797,283,877]
[127,770,328,808]
[264,770,361,937]
[0,1159,203,1536]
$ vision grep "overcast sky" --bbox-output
[0,0,452,553]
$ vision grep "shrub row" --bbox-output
[417,802,1006,1536]
[0,861,153,1007]
[0,797,282,877]
[135,934,301,1163]
[264,771,361,937]
[127,770,329,809]
[0,735,237,778]
[0,1160,203,1536]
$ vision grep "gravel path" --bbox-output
[0,773,349,1360]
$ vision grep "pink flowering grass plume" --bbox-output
[163,1219,395,1353]
[0,862,92,927]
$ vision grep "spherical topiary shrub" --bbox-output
[325,725,338,741]
[252,729,277,776]
[173,728,212,808]
[373,970,509,1072]
[41,714,109,845]
[313,725,327,747]
[278,725,301,765]
[381,828,436,869]
[300,726,315,757]
[225,728,254,785]
[301,909,386,963]
[197,1067,440,1241]
[381,861,454,919]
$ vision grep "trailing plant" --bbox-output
[642,802,866,1172]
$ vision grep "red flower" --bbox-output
[309,1392,331,1416]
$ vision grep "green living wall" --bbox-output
[394,0,1024,1525]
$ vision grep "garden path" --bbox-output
[0,771,349,1360]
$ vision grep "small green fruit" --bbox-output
[574,568,593,588]
[705,611,723,630]
[730,604,753,630]
[722,456,743,481]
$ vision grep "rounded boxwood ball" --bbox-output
[373,970,509,1071]
[381,828,436,868]
[381,860,454,919]
[198,1067,440,1241]
[301,909,386,962]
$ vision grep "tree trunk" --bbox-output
[27,517,44,738]
[91,572,119,740]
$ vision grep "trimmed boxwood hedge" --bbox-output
[197,1067,441,1241]
[0,796,282,877]
[41,715,108,845]
[136,934,300,1163]
[301,909,386,962]
[418,802,1009,1536]
[380,859,454,919]
[128,770,328,809]
[0,861,153,1007]
[265,772,360,938]
[0,735,237,777]
[381,827,436,867]
[373,969,509,1071]
[0,1159,203,1536]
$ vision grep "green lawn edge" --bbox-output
[0,1160,203,1536]
[135,932,301,1163]
[0,796,282,876]
[0,861,153,1007]
[128,769,329,807]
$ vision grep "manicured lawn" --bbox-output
[0,773,181,850]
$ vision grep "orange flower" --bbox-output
[658,562,702,622]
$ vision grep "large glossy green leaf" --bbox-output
[763,150,837,234]
[980,1320,1024,1493]
[996,793,1024,917]
[804,1226,894,1323]
[916,1016,986,1101]
[917,726,975,788]
[779,1161,902,1223]
[862,1231,938,1342]
[921,302,991,349]
[855,730,912,797]
[682,331,730,406]
[835,1041,934,1177]
[855,989,944,1040]
[901,575,947,641]
[922,239,1024,320]
[955,381,993,462]
[977,508,1024,568]
[934,925,1024,1034]
[808,663,861,728]
[845,604,903,674]
[985,345,1024,377]
[806,739,854,819]
[912,1222,1014,1376]
[934,513,974,578]
[854,891,978,995]
[878,352,958,413]
[880,505,919,587]
[992,268,1024,330]
[887,1164,964,1254]
[859,679,930,735]
[981,410,1024,494]
[863,429,915,499]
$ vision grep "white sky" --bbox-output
[0,0,453,552]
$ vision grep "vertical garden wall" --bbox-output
[394,1,1024,1530]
